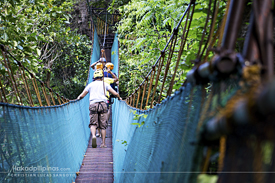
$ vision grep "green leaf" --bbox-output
[36,48,41,56]
[4,33,8,41]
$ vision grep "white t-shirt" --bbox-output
[85,80,111,104]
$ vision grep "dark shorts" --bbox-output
[89,102,108,129]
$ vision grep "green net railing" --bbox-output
[0,29,101,183]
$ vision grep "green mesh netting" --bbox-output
[112,81,240,183]
[112,84,204,183]
[0,29,101,183]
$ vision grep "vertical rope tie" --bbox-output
[5,52,24,104]
[151,51,165,108]
[18,62,34,106]
[201,0,219,61]
[132,92,136,107]
[135,87,141,108]
[217,0,230,47]
[0,77,7,103]
[218,136,226,172]
[129,95,132,106]
[30,73,43,106]
[197,0,212,60]
[202,147,212,173]
[49,89,56,106]
[41,82,50,106]
[167,6,192,96]
[60,96,65,104]
[145,66,156,107]
[140,79,148,110]
[158,32,177,103]
[1,49,22,104]
[56,93,62,105]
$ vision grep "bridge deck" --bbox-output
[75,116,114,183]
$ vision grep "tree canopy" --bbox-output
[115,0,227,98]
[0,0,92,100]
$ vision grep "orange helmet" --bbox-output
[96,63,103,70]
[106,63,114,71]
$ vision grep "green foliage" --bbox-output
[197,174,218,183]
[0,0,73,71]
[116,139,128,146]
[48,35,91,98]
[116,0,226,97]
[0,0,92,101]
[130,109,147,127]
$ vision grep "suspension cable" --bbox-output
[102,8,108,48]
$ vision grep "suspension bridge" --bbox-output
[1,0,275,182]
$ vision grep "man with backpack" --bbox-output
[77,70,122,148]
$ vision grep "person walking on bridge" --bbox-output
[77,70,122,148]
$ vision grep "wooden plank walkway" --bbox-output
[75,116,114,183]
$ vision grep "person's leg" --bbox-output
[96,128,101,137]
[90,125,96,138]
[98,103,108,148]
[101,129,106,147]
[90,124,97,148]
[89,103,99,148]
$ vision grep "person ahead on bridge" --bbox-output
[90,57,106,71]
[103,66,118,124]
[104,62,118,92]
[77,70,122,148]
[95,67,118,138]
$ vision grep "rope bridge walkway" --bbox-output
[75,115,114,183]
[1,0,275,183]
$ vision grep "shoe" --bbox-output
[96,133,100,137]
[92,137,97,148]
[100,144,107,148]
